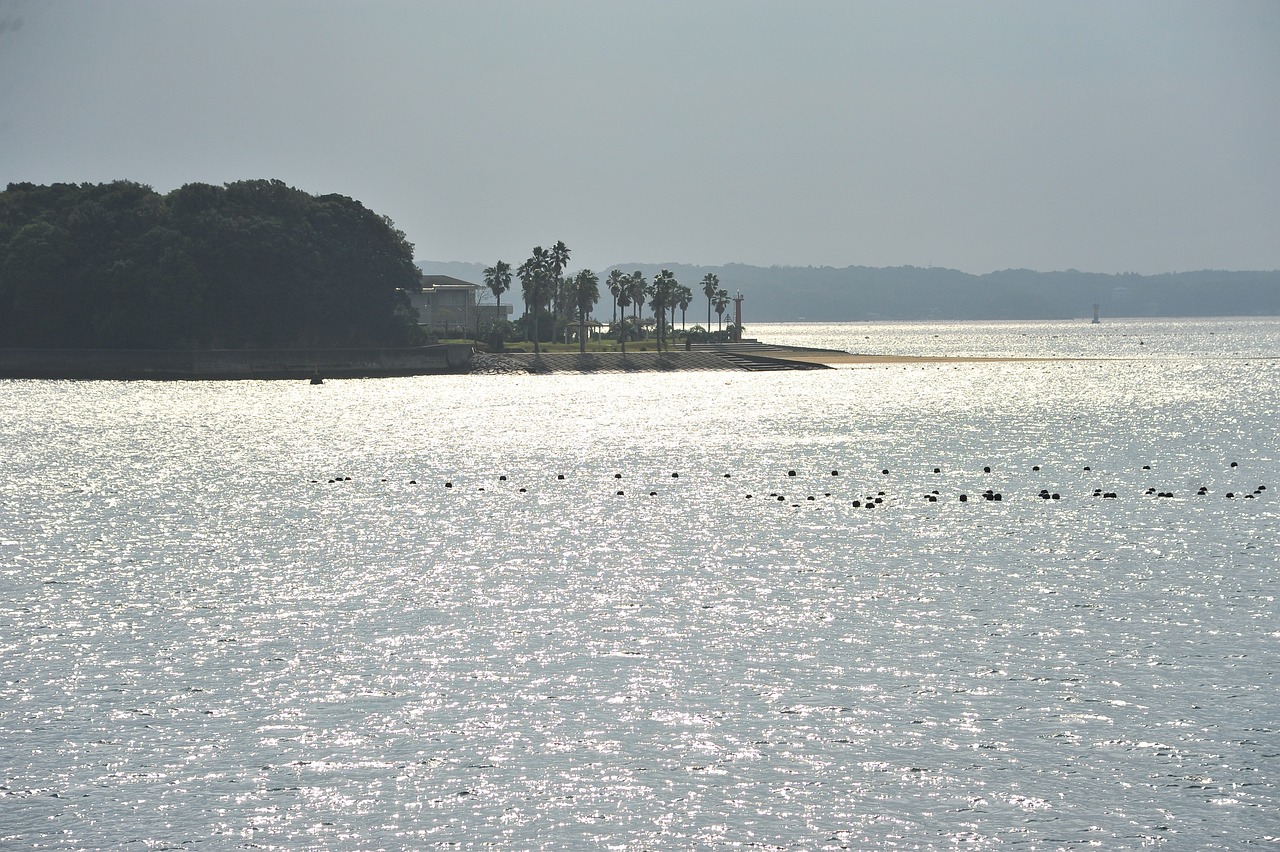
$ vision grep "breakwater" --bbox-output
[473,347,835,374]
[0,344,474,380]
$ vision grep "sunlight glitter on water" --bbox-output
[1,319,1278,848]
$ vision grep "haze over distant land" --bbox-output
[2,2,1278,275]
[420,260,1280,322]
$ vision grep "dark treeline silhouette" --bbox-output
[420,260,1280,321]
[0,180,424,349]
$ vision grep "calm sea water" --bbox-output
[2,318,1277,849]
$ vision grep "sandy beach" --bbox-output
[777,350,1068,365]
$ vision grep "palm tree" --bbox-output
[714,287,730,332]
[573,269,600,354]
[650,269,678,351]
[627,271,647,324]
[518,247,552,354]
[517,255,536,345]
[557,275,575,342]
[549,241,571,288]
[606,269,625,325]
[615,283,632,353]
[483,260,511,329]
[701,273,719,332]
[677,284,693,331]
[546,242,571,343]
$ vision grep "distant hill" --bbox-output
[417,260,1280,322]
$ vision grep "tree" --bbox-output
[701,273,719,332]
[483,260,512,326]
[606,269,626,325]
[550,240,571,282]
[714,288,730,332]
[677,284,693,330]
[627,271,647,323]
[0,179,423,349]
[649,269,678,351]
[517,247,551,354]
[615,280,632,353]
[573,269,600,354]
[556,275,575,342]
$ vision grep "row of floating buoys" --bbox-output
[313,467,1268,503]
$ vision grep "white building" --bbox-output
[406,275,512,334]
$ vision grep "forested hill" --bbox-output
[421,260,1280,321]
[0,180,424,349]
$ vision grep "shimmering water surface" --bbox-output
[2,319,1278,849]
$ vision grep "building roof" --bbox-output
[421,274,480,290]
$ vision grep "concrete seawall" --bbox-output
[0,344,474,380]
[473,349,834,374]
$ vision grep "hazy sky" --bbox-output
[2,0,1278,274]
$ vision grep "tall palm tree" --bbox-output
[615,282,632,353]
[606,269,625,325]
[483,260,511,327]
[627,271,647,324]
[701,273,719,332]
[557,275,575,342]
[517,255,536,345]
[573,269,600,354]
[714,287,730,332]
[677,284,693,330]
[549,241,570,286]
[518,247,552,354]
[650,269,677,351]
[547,242,571,343]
